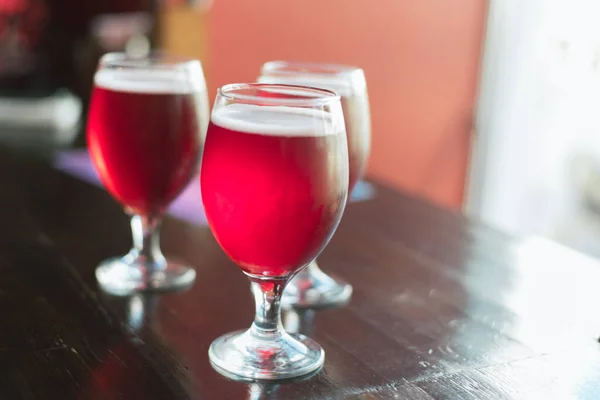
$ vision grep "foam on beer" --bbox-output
[211,104,342,137]
[94,69,205,94]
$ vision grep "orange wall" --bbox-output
[158,6,210,79]
[206,0,487,209]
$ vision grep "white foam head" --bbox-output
[94,67,206,94]
[211,104,345,137]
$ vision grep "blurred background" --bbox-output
[4,0,600,260]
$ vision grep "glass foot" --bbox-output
[282,261,352,309]
[209,328,324,381]
[95,256,196,296]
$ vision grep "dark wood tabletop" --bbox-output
[2,147,600,399]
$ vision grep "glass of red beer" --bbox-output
[87,53,209,295]
[201,83,348,380]
[258,61,371,309]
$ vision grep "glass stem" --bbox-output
[249,276,287,338]
[130,214,166,271]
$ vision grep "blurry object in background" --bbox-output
[0,0,80,150]
[164,0,214,11]
[125,34,151,59]
[158,2,210,86]
[569,153,600,213]
[0,0,48,80]
[547,153,600,260]
[0,0,213,151]
[0,89,81,148]
[90,12,152,57]
[0,0,66,97]
[0,0,161,150]
[467,0,600,260]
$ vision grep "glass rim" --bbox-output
[218,83,341,107]
[261,60,363,77]
[99,52,201,70]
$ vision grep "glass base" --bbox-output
[282,261,352,309]
[95,256,196,296]
[209,328,324,381]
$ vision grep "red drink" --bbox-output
[88,70,208,216]
[201,104,348,277]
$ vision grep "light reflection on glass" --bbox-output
[247,383,279,400]
[282,308,316,337]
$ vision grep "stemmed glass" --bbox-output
[200,83,349,380]
[258,61,371,308]
[87,52,209,295]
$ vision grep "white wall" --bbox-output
[468,0,600,256]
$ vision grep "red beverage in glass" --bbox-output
[88,70,208,216]
[201,104,348,277]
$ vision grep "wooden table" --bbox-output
[2,148,600,399]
